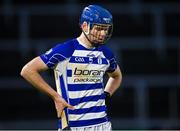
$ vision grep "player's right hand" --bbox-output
[53,95,74,118]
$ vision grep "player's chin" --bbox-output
[91,41,104,47]
[93,41,104,46]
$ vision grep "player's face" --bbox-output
[89,24,112,44]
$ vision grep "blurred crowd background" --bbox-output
[0,0,179,130]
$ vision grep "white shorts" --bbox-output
[58,121,112,131]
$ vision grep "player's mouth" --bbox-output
[97,37,106,42]
[89,33,107,44]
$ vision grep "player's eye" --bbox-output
[95,27,102,31]
[95,27,108,32]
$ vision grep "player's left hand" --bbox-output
[104,91,111,118]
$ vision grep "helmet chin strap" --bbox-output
[82,31,100,48]
[82,24,101,48]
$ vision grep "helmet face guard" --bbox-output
[88,23,113,44]
[80,5,113,46]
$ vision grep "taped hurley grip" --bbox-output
[54,71,68,129]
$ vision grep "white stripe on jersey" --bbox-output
[69,112,106,121]
[69,121,112,131]
[74,99,105,109]
[72,50,106,58]
[68,88,103,99]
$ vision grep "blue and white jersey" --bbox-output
[40,39,117,128]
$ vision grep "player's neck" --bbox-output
[77,33,94,49]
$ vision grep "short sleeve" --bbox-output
[40,40,75,69]
[100,45,118,73]
[107,56,117,73]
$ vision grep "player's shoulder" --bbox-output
[98,45,114,59]
[54,39,76,50]
[50,38,77,57]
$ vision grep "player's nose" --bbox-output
[100,30,107,39]
[101,30,107,38]
[100,30,107,36]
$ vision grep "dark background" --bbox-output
[0,0,179,130]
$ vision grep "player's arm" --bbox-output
[104,65,122,96]
[20,56,73,117]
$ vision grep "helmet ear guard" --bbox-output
[82,22,90,35]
